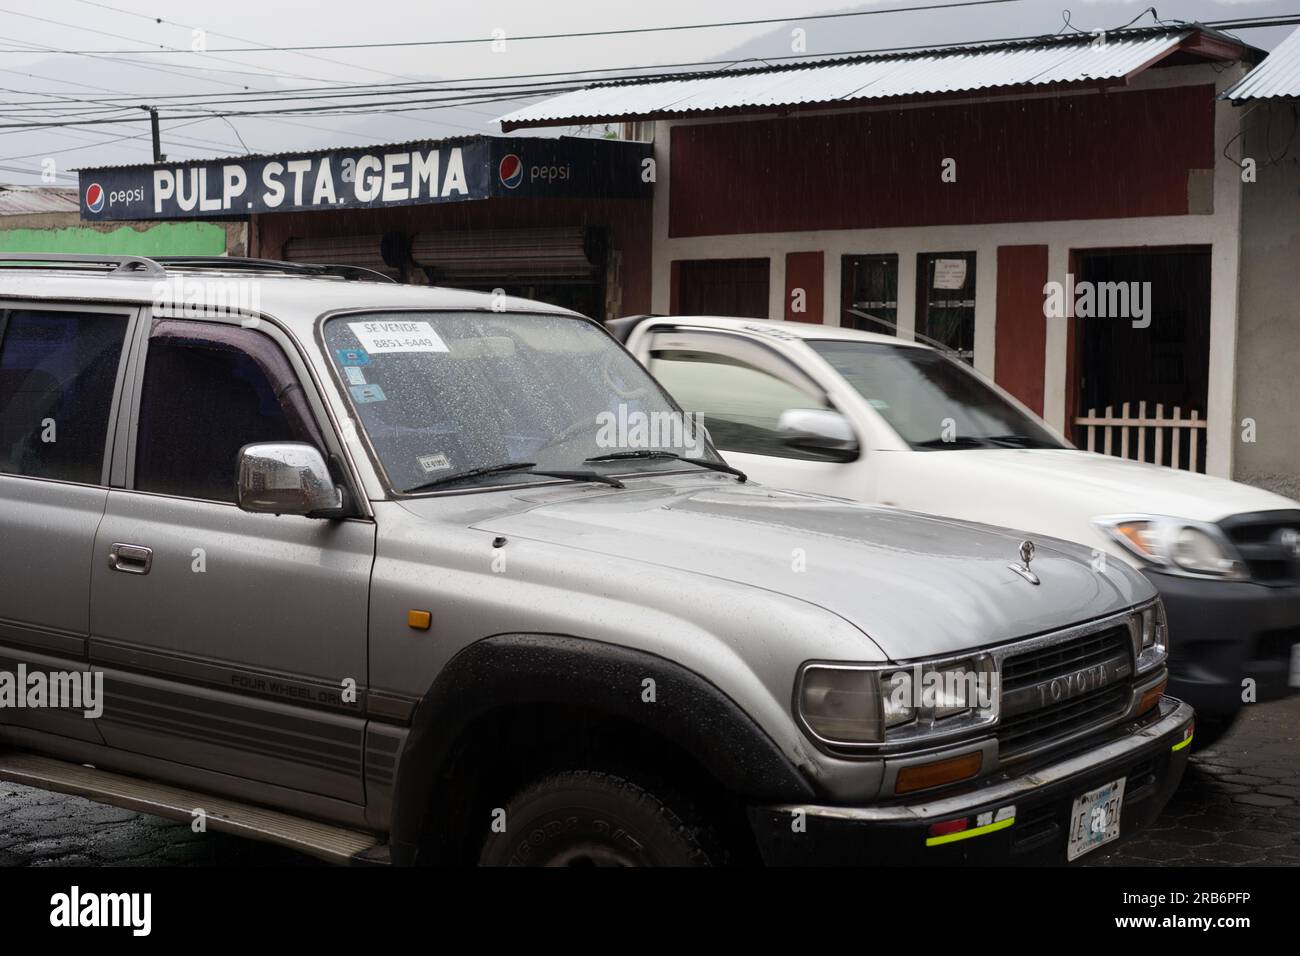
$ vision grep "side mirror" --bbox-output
[777,409,860,462]
[237,442,344,517]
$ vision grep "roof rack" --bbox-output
[0,253,396,283]
[0,252,165,276]
[152,256,397,283]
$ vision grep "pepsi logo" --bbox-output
[498,154,523,189]
[85,183,105,213]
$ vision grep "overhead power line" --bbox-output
[0,0,1026,54]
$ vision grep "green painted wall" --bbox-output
[0,221,227,254]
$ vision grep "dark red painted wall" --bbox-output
[784,251,824,323]
[669,87,1215,238]
[994,245,1050,416]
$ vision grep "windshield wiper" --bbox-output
[404,460,539,494]
[585,450,747,482]
[982,434,1058,449]
[913,436,993,449]
[403,461,626,495]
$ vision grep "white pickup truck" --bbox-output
[614,314,1300,746]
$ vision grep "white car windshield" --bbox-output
[324,311,715,493]
[808,340,1063,450]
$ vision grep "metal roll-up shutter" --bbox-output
[282,235,399,279]
[410,227,600,285]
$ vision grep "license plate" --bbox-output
[1067,777,1126,861]
[1290,643,1300,688]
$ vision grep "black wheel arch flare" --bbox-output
[388,632,816,864]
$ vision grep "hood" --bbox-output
[465,477,1151,660]
[925,449,1296,523]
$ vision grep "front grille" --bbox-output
[997,624,1135,761]
[997,685,1130,761]
[1220,510,1300,585]
[1001,625,1131,690]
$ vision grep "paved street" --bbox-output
[0,696,1296,866]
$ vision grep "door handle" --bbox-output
[108,543,153,575]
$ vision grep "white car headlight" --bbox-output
[1094,515,1247,579]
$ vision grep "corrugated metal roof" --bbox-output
[500,29,1193,129]
[0,185,80,216]
[1222,24,1300,101]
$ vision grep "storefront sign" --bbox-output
[77,136,652,221]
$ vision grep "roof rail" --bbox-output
[0,252,165,276]
[0,253,397,283]
[152,256,397,283]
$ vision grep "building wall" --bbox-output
[0,214,240,255]
[650,64,1248,477]
[251,197,653,316]
[668,86,1214,237]
[1233,100,1300,498]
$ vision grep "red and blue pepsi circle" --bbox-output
[85,183,105,213]
[498,154,524,189]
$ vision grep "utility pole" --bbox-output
[141,106,164,163]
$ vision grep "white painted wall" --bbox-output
[1232,99,1300,498]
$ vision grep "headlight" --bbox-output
[798,666,882,743]
[1094,515,1246,579]
[797,656,997,748]
[1130,600,1170,673]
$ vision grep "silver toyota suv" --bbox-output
[0,255,1194,866]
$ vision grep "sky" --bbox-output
[0,0,1297,184]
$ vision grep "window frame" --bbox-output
[645,327,854,462]
[119,309,369,516]
[0,300,141,489]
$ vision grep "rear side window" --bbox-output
[134,321,322,503]
[0,308,127,484]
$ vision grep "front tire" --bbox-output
[478,770,716,867]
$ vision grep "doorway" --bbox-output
[1071,246,1211,471]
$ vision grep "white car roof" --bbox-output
[642,315,932,350]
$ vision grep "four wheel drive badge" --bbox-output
[1009,539,1040,585]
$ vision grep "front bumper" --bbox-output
[750,697,1194,865]
[1148,570,1300,720]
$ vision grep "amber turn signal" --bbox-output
[407,610,432,631]
[1135,678,1168,718]
[895,751,983,795]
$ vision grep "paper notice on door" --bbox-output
[348,320,449,354]
[933,259,968,290]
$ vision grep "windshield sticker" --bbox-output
[348,320,449,354]
[335,347,370,366]
[350,383,387,404]
[343,366,367,386]
[417,453,452,474]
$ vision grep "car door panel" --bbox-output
[0,304,139,748]
[88,317,374,804]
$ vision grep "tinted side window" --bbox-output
[0,309,127,484]
[649,349,831,460]
[134,321,320,503]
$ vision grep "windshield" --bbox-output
[807,340,1063,450]
[323,312,714,492]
